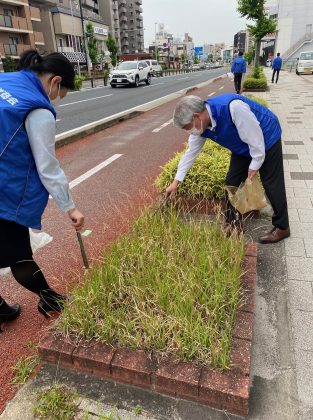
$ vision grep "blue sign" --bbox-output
[194,46,203,56]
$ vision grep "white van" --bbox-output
[296,51,313,75]
[145,60,162,76]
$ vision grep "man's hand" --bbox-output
[248,169,258,180]
[166,180,180,197]
[68,208,85,230]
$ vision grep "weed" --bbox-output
[33,384,79,420]
[10,354,40,385]
[133,404,143,416]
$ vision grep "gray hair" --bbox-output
[173,95,205,128]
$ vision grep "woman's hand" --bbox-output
[68,208,85,230]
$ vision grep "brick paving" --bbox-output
[258,68,313,409]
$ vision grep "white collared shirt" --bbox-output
[175,100,265,182]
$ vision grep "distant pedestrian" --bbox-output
[0,50,84,330]
[272,53,282,83]
[231,51,247,94]
[166,94,290,244]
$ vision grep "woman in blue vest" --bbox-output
[0,50,84,329]
[166,94,290,244]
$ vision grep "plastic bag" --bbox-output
[0,230,53,276]
[224,176,267,214]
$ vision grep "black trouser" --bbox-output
[234,73,243,93]
[272,69,280,83]
[224,140,289,230]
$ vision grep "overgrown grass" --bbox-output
[59,208,245,369]
[33,384,79,420]
[155,142,230,199]
[245,94,268,108]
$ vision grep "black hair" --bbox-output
[17,49,75,90]
[277,52,280,56]
[238,51,244,56]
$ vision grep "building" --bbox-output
[0,0,43,60]
[266,0,313,59]
[29,0,109,66]
[233,30,246,53]
[221,47,233,63]
[104,0,144,55]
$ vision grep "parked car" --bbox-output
[296,51,313,75]
[110,61,151,87]
[145,59,162,76]
[192,64,200,70]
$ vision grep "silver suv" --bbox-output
[110,61,151,88]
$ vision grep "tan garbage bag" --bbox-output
[224,177,267,214]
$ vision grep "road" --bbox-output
[55,68,226,134]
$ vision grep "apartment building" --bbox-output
[104,0,144,55]
[0,0,44,60]
[266,0,313,59]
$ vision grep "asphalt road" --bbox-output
[55,68,226,134]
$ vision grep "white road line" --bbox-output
[69,154,123,189]
[152,118,173,133]
[208,92,216,97]
[176,77,189,80]
[142,82,164,89]
[58,94,113,107]
[218,86,225,90]
[49,154,122,199]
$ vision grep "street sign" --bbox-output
[194,46,203,56]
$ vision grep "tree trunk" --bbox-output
[254,41,261,67]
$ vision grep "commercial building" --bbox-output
[266,0,313,59]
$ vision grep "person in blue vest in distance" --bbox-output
[0,49,84,329]
[231,51,247,94]
[166,94,290,244]
[272,53,282,84]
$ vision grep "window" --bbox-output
[4,9,13,16]
[9,37,18,45]
[140,61,147,68]
[300,51,313,60]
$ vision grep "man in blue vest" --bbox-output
[272,53,282,83]
[231,51,247,94]
[166,94,290,244]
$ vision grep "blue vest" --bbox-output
[0,70,56,229]
[202,94,281,157]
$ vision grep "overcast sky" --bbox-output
[142,0,249,47]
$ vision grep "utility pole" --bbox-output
[78,0,91,75]
[167,37,170,69]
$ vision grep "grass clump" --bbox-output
[33,384,79,420]
[10,353,40,385]
[243,67,268,90]
[59,208,245,369]
[244,94,268,108]
[156,142,230,199]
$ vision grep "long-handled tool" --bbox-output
[76,231,90,269]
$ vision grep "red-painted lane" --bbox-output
[0,77,234,412]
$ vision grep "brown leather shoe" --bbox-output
[259,227,290,244]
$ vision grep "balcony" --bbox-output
[30,6,40,21]
[0,42,31,57]
[0,14,32,33]
[135,0,142,4]
[120,24,128,30]
[0,0,28,6]
[119,14,127,23]
[122,40,129,46]
[121,31,128,38]
[137,6,143,13]
[119,6,126,13]
[57,46,74,53]
[82,0,97,9]
[34,31,44,44]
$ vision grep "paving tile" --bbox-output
[304,239,313,257]
[294,350,313,405]
[289,221,313,238]
[292,310,313,351]
[291,172,313,180]
[298,208,313,222]
[283,154,299,160]
[285,237,305,256]
[288,280,313,310]
[286,256,313,280]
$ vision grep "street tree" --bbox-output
[86,21,99,83]
[237,0,277,66]
[180,53,187,67]
[106,33,118,68]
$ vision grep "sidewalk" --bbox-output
[259,68,313,418]
[1,70,313,419]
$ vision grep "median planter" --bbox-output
[38,205,257,417]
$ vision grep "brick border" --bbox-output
[38,242,257,417]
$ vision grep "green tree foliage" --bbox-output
[106,33,118,67]
[86,21,99,81]
[3,56,16,72]
[237,0,277,65]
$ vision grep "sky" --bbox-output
[142,0,249,48]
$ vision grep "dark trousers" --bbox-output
[234,73,243,93]
[224,140,289,230]
[272,69,280,83]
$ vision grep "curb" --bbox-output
[55,73,228,149]
[38,242,257,417]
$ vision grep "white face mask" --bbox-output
[48,82,61,107]
[190,118,203,136]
